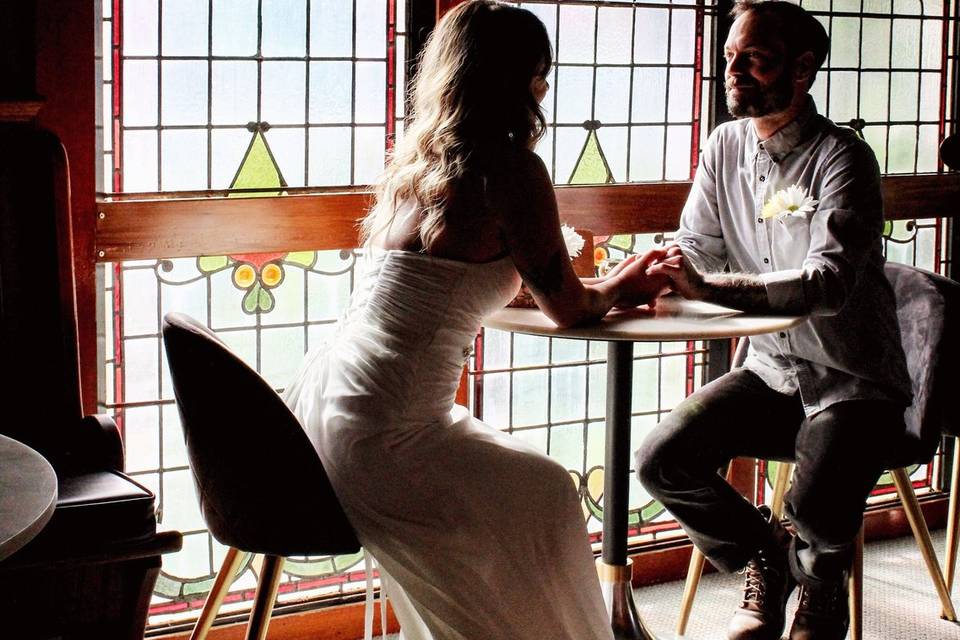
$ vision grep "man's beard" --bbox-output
[725,65,794,118]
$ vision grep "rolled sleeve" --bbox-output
[760,268,805,312]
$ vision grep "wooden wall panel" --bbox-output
[97,174,960,262]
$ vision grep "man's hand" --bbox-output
[644,246,706,300]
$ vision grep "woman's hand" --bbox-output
[612,248,673,308]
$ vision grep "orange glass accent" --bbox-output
[262,263,283,287]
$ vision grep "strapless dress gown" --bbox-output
[284,250,613,640]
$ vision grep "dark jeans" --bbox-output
[635,368,906,585]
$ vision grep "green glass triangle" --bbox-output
[609,234,633,250]
[229,130,287,198]
[568,129,614,185]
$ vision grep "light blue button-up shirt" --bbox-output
[676,98,912,416]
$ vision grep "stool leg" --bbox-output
[946,438,960,594]
[848,527,863,640]
[244,555,286,640]
[891,467,958,621]
[676,548,705,637]
[675,463,735,637]
[770,462,794,520]
[190,547,245,640]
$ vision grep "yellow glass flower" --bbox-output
[234,264,257,288]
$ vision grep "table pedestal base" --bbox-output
[597,558,657,640]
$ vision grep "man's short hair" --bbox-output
[731,0,830,75]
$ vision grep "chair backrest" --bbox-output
[161,312,359,556]
[0,125,84,467]
[734,263,959,465]
[884,262,960,462]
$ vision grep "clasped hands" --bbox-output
[609,244,704,310]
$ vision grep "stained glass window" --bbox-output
[99,0,402,625]
[96,0,958,629]
[520,0,714,183]
[466,0,719,547]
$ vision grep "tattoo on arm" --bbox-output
[521,248,568,297]
[701,273,771,313]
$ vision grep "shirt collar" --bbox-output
[746,96,820,162]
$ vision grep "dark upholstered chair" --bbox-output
[0,123,182,638]
[676,262,960,639]
[162,312,359,640]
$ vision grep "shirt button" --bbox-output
[779,332,787,338]
[759,175,766,182]
[757,217,763,223]
[763,258,769,264]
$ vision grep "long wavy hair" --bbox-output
[360,0,553,249]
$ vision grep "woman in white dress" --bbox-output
[284,2,669,638]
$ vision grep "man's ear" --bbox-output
[794,51,816,87]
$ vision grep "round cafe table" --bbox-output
[0,434,58,563]
[484,295,805,639]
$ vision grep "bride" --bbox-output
[284,2,668,638]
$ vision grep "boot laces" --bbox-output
[740,551,776,605]
[798,582,845,617]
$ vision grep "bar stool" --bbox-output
[676,262,960,639]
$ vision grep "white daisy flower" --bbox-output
[761,184,819,220]
[560,224,585,258]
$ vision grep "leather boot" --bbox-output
[727,506,796,640]
[788,574,850,640]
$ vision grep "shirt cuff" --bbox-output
[759,269,805,313]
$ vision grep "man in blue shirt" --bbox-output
[636,2,911,639]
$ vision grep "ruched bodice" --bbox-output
[341,250,520,422]
[283,249,613,640]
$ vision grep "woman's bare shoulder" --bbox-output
[485,148,552,200]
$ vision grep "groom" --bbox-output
[636,2,911,639]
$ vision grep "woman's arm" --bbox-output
[489,151,668,328]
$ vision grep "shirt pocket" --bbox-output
[770,212,813,268]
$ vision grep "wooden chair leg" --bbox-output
[848,527,864,640]
[676,547,705,637]
[244,555,285,640]
[770,462,794,519]
[190,547,246,640]
[946,437,960,594]
[675,463,736,637]
[891,467,958,621]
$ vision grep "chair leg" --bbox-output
[848,527,864,640]
[946,437,960,594]
[675,463,736,637]
[770,462,794,519]
[244,555,285,640]
[190,547,246,640]
[675,547,705,637]
[891,467,958,621]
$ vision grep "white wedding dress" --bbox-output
[284,249,613,640]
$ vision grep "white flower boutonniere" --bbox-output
[761,184,819,221]
[560,224,585,258]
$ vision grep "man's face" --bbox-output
[723,11,796,118]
